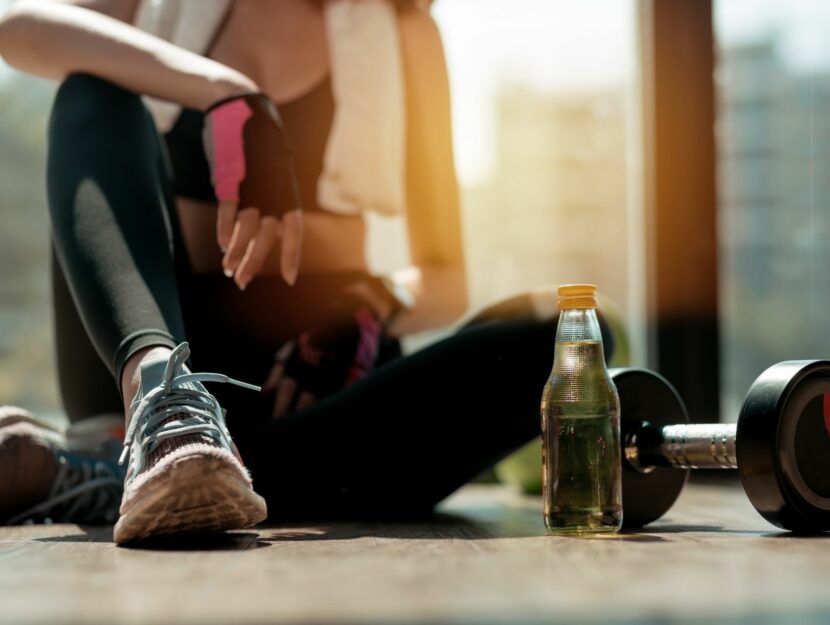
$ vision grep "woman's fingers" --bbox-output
[271,382,314,418]
[296,391,316,412]
[261,362,285,393]
[279,209,303,286]
[216,200,238,252]
[263,340,294,391]
[222,210,283,290]
[222,207,260,287]
[235,215,279,290]
[273,377,298,418]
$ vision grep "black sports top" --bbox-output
[163,75,335,212]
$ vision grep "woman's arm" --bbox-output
[0,1,300,285]
[382,6,468,338]
[0,0,256,109]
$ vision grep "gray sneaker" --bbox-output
[113,342,267,544]
[0,407,124,525]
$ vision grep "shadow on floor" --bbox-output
[35,527,269,551]
[761,531,830,540]
[29,507,775,551]
[27,511,517,550]
[636,523,759,535]
[257,512,502,543]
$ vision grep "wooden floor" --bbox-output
[1,480,829,625]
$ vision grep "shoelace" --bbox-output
[118,343,261,476]
[7,448,124,525]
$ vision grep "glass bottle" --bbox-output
[541,284,622,534]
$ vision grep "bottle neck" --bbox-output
[553,308,607,370]
[555,308,603,343]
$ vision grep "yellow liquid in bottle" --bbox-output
[541,340,622,535]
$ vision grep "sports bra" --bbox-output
[163,75,335,213]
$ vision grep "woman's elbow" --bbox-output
[0,6,18,63]
[0,3,38,70]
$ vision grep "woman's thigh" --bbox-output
[234,313,557,520]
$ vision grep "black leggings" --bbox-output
[47,74,613,519]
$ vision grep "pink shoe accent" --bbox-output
[206,99,253,203]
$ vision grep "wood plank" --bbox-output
[1,483,829,625]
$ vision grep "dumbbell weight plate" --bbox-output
[737,360,830,532]
[610,368,690,528]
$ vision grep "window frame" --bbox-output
[638,0,720,422]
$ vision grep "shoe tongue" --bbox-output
[138,358,172,397]
[137,356,205,398]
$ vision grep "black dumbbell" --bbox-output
[611,361,830,532]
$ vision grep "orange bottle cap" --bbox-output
[557,284,598,309]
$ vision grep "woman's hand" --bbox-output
[262,304,383,418]
[203,93,303,288]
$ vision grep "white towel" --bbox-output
[134,0,406,217]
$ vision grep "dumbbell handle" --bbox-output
[625,423,738,470]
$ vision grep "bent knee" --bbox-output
[55,73,137,104]
[51,73,150,135]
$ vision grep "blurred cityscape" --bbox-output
[462,86,630,319]
[717,39,830,417]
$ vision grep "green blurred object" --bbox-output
[494,293,630,495]
[495,438,545,495]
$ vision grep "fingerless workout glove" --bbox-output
[203,92,302,220]
[276,302,384,400]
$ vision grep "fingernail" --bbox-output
[239,282,247,291]
[223,268,233,278]
[220,245,227,253]
[286,269,298,286]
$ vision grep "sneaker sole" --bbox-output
[113,454,267,545]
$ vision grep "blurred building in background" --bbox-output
[463,86,629,315]
[716,38,830,416]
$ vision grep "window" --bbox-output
[433,0,642,360]
[715,0,830,418]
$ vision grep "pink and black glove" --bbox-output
[203,93,303,286]
[262,299,384,418]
